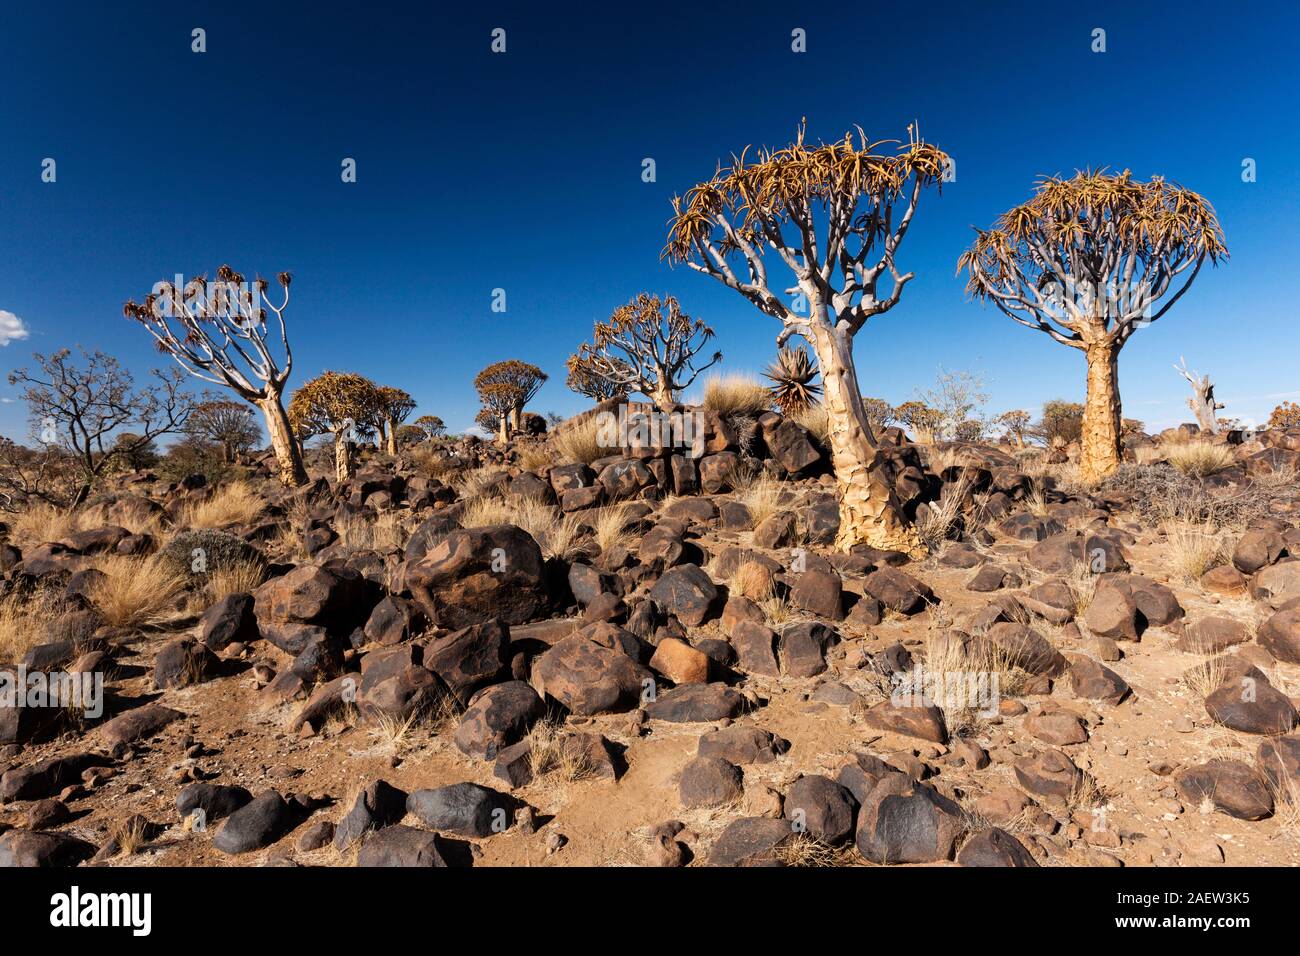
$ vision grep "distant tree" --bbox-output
[915,368,989,441]
[960,170,1227,482]
[414,415,446,439]
[860,397,894,433]
[568,294,720,411]
[375,386,417,455]
[953,420,985,442]
[110,432,160,471]
[187,399,260,463]
[995,410,1032,447]
[1122,418,1146,439]
[565,358,628,403]
[288,371,382,481]
[395,424,425,446]
[664,124,948,554]
[8,348,197,506]
[1174,357,1223,434]
[474,406,504,440]
[763,346,822,415]
[0,439,81,512]
[1268,401,1300,430]
[124,265,307,486]
[893,401,942,444]
[473,361,547,441]
[1036,400,1084,446]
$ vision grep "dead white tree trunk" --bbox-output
[1175,357,1223,434]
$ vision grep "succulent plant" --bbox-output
[763,346,821,415]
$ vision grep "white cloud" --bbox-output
[0,311,30,346]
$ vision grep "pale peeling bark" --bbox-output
[386,416,399,456]
[334,430,355,483]
[811,325,925,556]
[650,380,677,413]
[1079,341,1123,484]
[259,396,308,487]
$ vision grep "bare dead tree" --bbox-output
[1174,357,1224,434]
[8,348,197,506]
[124,265,307,486]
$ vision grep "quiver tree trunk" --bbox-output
[810,324,925,557]
[498,417,510,444]
[334,429,355,483]
[1079,340,1123,484]
[385,416,398,455]
[650,380,676,413]
[258,396,308,487]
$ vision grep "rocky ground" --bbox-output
[2,406,1300,868]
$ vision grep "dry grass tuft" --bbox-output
[1166,441,1235,478]
[336,511,407,552]
[775,835,856,867]
[790,404,830,444]
[88,555,189,629]
[590,504,634,554]
[554,415,618,465]
[528,718,594,784]
[201,557,267,604]
[9,503,87,547]
[0,592,62,664]
[701,374,771,416]
[732,560,777,602]
[181,481,264,530]
[733,471,786,529]
[1164,520,1231,583]
[516,443,555,472]
[1180,652,1229,701]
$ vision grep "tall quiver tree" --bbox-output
[664,125,948,556]
[568,294,721,411]
[288,371,382,482]
[473,361,547,440]
[124,266,308,486]
[375,386,416,455]
[959,170,1227,483]
[414,415,445,439]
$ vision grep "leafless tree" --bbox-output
[8,348,196,506]
[1174,357,1223,434]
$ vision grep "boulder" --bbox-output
[405,525,548,628]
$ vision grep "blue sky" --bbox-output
[1,0,1297,441]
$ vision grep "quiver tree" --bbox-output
[995,410,1032,447]
[893,401,942,444]
[475,383,517,444]
[764,346,821,415]
[1174,357,1223,434]
[568,293,721,411]
[287,371,382,482]
[959,170,1227,483]
[8,348,197,506]
[414,415,446,439]
[375,386,417,455]
[124,266,308,486]
[473,361,547,440]
[664,125,948,555]
[187,399,260,463]
[565,357,629,403]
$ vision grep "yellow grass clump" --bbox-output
[701,374,771,416]
[181,481,264,530]
[88,555,189,629]
[1166,441,1235,478]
